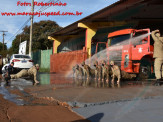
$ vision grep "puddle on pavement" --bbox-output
[11,78,33,86]
[39,73,50,85]
[39,73,155,88]
[0,83,26,105]
[39,73,74,86]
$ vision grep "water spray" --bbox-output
[67,32,151,78]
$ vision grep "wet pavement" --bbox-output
[23,73,163,104]
[39,73,74,85]
[0,77,33,106]
[0,85,25,105]
[0,73,161,104]
[0,73,163,122]
[38,72,155,87]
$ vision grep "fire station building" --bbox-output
[48,0,163,74]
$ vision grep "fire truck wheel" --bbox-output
[138,59,151,80]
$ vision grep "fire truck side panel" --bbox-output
[107,28,154,74]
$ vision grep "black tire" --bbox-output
[138,59,151,80]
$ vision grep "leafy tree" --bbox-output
[11,20,62,53]
[0,42,7,57]
[0,42,7,51]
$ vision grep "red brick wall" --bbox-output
[50,50,87,74]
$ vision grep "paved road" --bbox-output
[73,97,163,122]
[1,74,163,122]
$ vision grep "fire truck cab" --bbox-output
[94,28,154,78]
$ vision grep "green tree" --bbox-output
[0,42,8,57]
[0,42,7,51]
[11,20,62,53]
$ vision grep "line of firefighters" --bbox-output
[73,60,136,88]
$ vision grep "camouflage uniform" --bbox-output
[121,71,136,80]
[94,61,102,81]
[110,61,136,87]
[74,64,83,79]
[81,62,91,79]
[151,30,163,84]
[72,65,76,77]
[10,69,28,79]
[28,65,39,83]
[11,65,39,84]
[110,61,121,87]
[101,60,111,86]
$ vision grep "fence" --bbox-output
[50,50,88,74]
[32,50,41,65]
[32,49,52,70]
[31,49,87,74]
[41,49,52,69]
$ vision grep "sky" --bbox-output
[0,0,119,48]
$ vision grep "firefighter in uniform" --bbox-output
[110,61,121,88]
[10,64,40,85]
[110,61,136,87]
[72,64,83,86]
[101,60,111,87]
[81,61,95,86]
[74,64,83,79]
[151,29,163,86]
[81,61,91,79]
[72,65,76,78]
[94,61,102,80]
[94,61,102,87]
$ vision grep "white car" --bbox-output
[10,54,34,69]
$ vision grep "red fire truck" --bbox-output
[94,28,154,78]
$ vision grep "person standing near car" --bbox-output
[151,30,163,86]
[10,64,40,85]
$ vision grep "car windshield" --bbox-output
[14,55,30,59]
[108,34,131,46]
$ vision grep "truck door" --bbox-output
[131,29,150,61]
[107,34,131,69]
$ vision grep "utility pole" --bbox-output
[29,0,34,56]
[0,31,8,50]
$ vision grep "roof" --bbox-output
[50,0,163,37]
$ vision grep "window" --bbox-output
[97,43,106,53]
[132,31,148,45]
[97,43,106,58]
[108,34,130,46]
[91,44,96,56]
[14,55,30,59]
